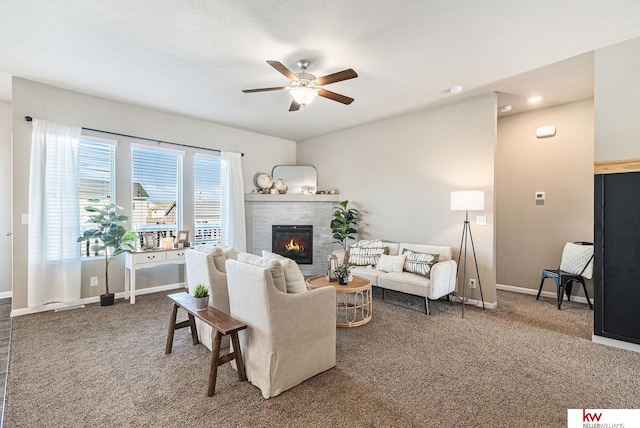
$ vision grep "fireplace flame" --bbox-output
[284,238,304,252]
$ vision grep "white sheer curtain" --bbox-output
[220,151,246,252]
[28,119,82,307]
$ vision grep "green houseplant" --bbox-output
[334,264,351,285]
[330,200,360,250]
[77,199,138,306]
[193,283,210,310]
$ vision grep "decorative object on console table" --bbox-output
[176,230,190,248]
[330,200,360,250]
[143,232,156,249]
[334,264,350,285]
[450,190,486,317]
[77,199,138,306]
[327,254,338,282]
[193,283,210,310]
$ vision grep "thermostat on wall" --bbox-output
[535,191,545,201]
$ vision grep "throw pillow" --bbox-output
[217,243,240,260]
[559,242,594,279]
[345,246,388,266]
[237,253,287,293]
[354,239,384,248]
[262,250,307,293]
[403,249,440,278]
[376,254,407,273]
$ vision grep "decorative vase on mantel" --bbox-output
[274,179,288,194]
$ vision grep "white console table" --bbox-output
[125,248,186,303]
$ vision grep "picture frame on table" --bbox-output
[143,232,156,249]
[177,230,189,244]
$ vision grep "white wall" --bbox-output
[11,78,296,311]
[496,100,594,296]
[595,37,640,162]
[297,93,497,304]
[0,101,11,296]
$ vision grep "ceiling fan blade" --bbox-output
[318,89,354,105]
[242,86,287,93]
[316,69,358,86]
[289,100,301,111]
[267,60,297,81]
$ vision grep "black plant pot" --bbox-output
[338,277,348,285]
[100,293,115,306]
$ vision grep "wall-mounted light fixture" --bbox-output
[536,125,556,138]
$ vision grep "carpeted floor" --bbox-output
[4,288,640,427]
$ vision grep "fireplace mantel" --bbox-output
[244,194,341,202]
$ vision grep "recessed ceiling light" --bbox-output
[527,96,543,103]
[499,105,513,113]
[449,85,463,94]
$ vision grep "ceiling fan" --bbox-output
[242,59,358,111]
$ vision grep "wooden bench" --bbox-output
[165,292,247,396]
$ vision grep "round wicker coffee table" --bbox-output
[306,275,372,327]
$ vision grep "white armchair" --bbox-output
[226,256,336,399]
[185,246,231,350]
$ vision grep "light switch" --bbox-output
[21,214,29,224]
[535,191,545,201]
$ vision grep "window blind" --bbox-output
[194,154,222,244]
[131,146,183,232]
[78,137,116,257]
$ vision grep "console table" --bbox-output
[125,248,186,303]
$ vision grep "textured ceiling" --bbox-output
[1,1,640,141]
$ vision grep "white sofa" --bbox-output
[333,241,457,314]
[226,254,336,398]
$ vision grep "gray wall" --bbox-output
[496,100,594,297]
[0,101,11,295]
[595,36,640,162]
[297,93,497,305]
[11,78,296,311]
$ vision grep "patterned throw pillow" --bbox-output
[403,250,439,278]
[376,254,406,273]
[345,246,388,266]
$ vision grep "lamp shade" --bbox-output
[451,190,484,211]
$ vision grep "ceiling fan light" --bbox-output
[290,86,318,105]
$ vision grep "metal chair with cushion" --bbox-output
[536,241,594,310]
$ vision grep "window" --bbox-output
[131,145,183,246]
[78,136,116,257]
[194,154,222,245]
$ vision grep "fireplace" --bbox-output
[272,225,313,264]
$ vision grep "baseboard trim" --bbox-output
[496,283,593,306]
[10,283,185,317]
[0,291,12,299]
[592,335,640,354]
[449,295,498,310]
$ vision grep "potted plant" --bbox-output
[334,264,351,285]
[77,199,138,306]
[330,200,360,250]
[193,283,210,310]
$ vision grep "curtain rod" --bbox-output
[24,116,244,156]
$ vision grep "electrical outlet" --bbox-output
[469,278,477,289]
[90,276,98,287]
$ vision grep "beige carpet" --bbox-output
[5,288,640,427]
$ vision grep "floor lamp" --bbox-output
[451,190,486,318]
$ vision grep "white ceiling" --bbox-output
[1,1,640,141]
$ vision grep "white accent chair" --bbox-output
[185,245,232,349]
[226,256,336,398]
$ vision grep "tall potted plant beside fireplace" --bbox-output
[77,199,137,306]
[330,200,360,250]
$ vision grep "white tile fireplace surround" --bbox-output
[245,194,342,276]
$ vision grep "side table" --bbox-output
[306,275,372,327]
